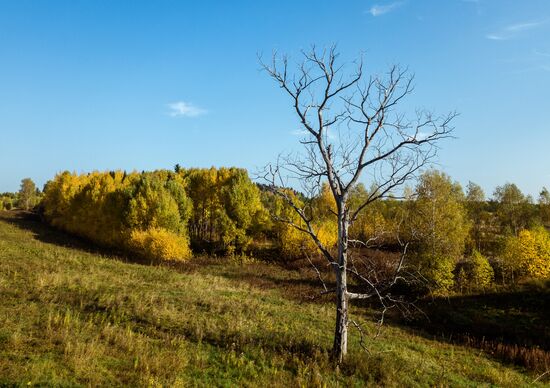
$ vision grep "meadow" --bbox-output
[0,210,547,387]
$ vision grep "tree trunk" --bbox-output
[332,207,349,363]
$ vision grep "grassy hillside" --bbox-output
[0,211,544,387]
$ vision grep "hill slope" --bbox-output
[0,211,542,386]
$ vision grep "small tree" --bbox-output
[493,183,534,236]
[539,187,550,226]
[409,170,470,295]
[500,227,550,283]
[261,46,455,362]
[465,181,486,251]
[18,178,37,210]
[468,249,494,291]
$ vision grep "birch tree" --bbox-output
[19,178,37,210]
[260,46,456,362]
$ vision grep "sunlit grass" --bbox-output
[0,212,543,386]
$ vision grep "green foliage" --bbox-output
[34,165,550,287]
[181,167,266,253]
[466,181,485,203]
[539,187,550,226]
[424,254,456,294]
[18,178,39,210]
[465,181,488,251]
[348,183,404,247]
[493,183,537,236]
[409,170,470,294]
[1,198,14,210]
[470,249,494,289]
[126,173,191,234]
[458,250,494,292]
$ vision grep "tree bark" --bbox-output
[332,207,349,362]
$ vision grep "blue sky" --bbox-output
[1,0,549,198]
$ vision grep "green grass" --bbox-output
[0,211,545,387]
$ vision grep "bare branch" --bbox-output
[259,45,455,362]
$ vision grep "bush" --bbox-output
[129,228,191,261]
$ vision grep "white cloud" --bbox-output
[368,2,403,17]
[168,101,206,117]
[507,21,544,32]
[486,20,546,40]
[486,34,507,41]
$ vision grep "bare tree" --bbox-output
[260,46,456,363]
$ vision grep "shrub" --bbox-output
[129,228,191,261]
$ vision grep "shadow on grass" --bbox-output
[393,289,550,372]
[417,290,550,349]
[0,210,328,299]
[0,210,155,267]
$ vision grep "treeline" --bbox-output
[0,178,42,211]
[34,167,550,295]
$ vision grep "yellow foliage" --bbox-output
[517,230,539,276]
[502,227,550,280]
[41,170,193,262]
[129,228,191,262]
[311,183,337,217]
[280,220,337,258]
[354,212,388,242]
[41,167,266,260]
[181,167,265,252]
[265,185,338,259]
[529,227,550,278]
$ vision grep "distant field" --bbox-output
[0,211,545,387]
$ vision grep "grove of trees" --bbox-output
[1,167,545,295]
[40,168,267,261]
